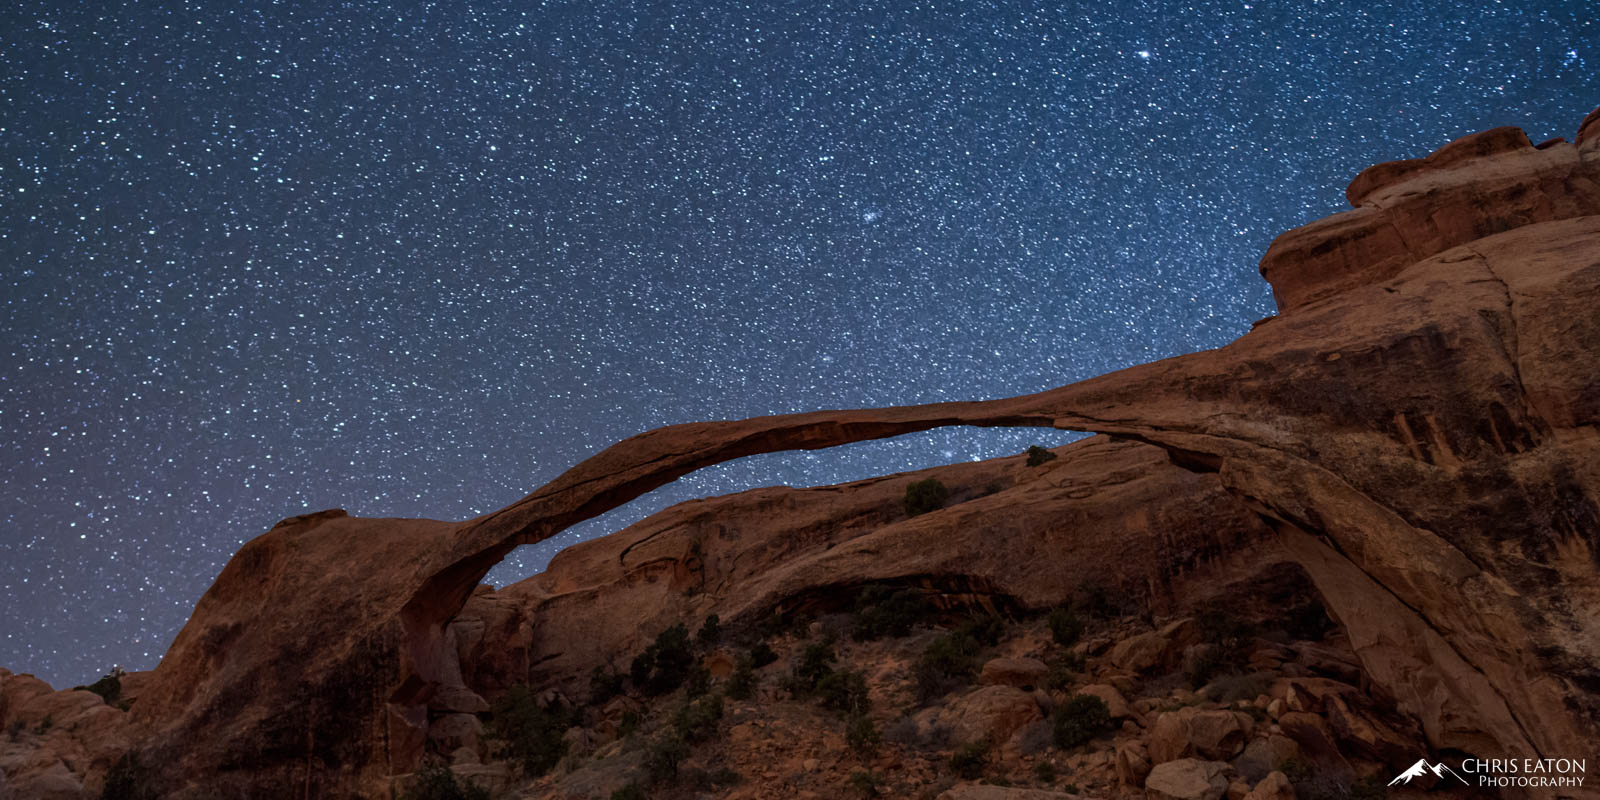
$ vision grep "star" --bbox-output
[0,0,1591,689]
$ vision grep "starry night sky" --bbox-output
[1,1,1594,688]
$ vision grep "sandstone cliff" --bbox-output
[3,107,1598,800]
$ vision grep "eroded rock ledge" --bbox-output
[3,108,1598,800]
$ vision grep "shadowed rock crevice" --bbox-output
[773,575,1028,622]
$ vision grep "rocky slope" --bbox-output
[2,106,1598,800]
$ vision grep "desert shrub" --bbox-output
[486,686,572,777]
[1297,773,1361,800]
[1186,645,1226,690]
[35,714,53,734]
[684,664,711,698]
[1056,649,1087,671]
[726,654,757,700]
[629,649,654,687]
[630,624,696,696]
[697,614,722,645]
[1189,605,1255,686]
[852,584,929,640]
[646,730,689,784]
[617,710,641,739]
[100,752,160,800]
[1210,671,1270,703]
[6,719,24,741]
[1033,760,1057,784]
[903,478,948,517]
[1045,650,1085,692]
[1017,719,1053,756]
[649,624,696,695]
[80,669,124,706]
[949,739,990,779]
[1070,582,1119,619]
[670,693,725,742]
[1048,607,1083,646]
[914,629,984,702]
[883,715,923,746]
[589,665,624,705]
[1195,606,1253,649]
[749,640,778,668]
[1279,759,1312,783]
[785,640,837,695]
[1052,694,1111,749]
[848,769,883,797]
[681,766,742,791]
[846,713,881,756]
[958,615,1006,647]
[819,611,858,639]
[817,669,871,716]
[610,783,647,800]
[757,611,799,639]
[1278,759,1386,800]
[1351,775,1390,800]
[708,767,743,787]
[403,765,491,800]
[1026,445,1057,467]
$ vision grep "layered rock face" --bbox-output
[453,437,1294,702]
[1261,121,1600,313]
[3,107,1598,799]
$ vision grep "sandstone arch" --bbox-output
[121,114,1600,799]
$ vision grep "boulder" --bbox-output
[0,673,137,800]
[705,651,736,679]
[1117,741,1153,787]
[1108,631,1168,674]
[943,686,1044,746]
[425,713,481,754]
[1145,758,1231,800]
[1149,707,1251,763]
[428,685,489,715]
[1323,694,1421,769]
[1289,642,1361,683]
[1241,771,1294,800]
[1078,684,1133,720]
[448,763,512,797]
[2,762,83,800]
[1273,677,1359,715]
[980,658,1049,689]
[1276,712,1351,781]
[1232,735,1301,783]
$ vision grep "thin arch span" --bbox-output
[397,399,1077,693]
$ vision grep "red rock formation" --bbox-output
[6,107,1598,799]
[454,437,1296,702]
[1264,123,1600,313]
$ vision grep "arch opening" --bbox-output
[485,425,1088,588]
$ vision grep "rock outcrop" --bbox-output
[4,106,1598,799]
[453,437,1291,703]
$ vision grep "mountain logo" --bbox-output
[1390,758,1470,786]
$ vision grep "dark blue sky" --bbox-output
[1,1,1594,687]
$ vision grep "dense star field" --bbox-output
[1,2,1594,687]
